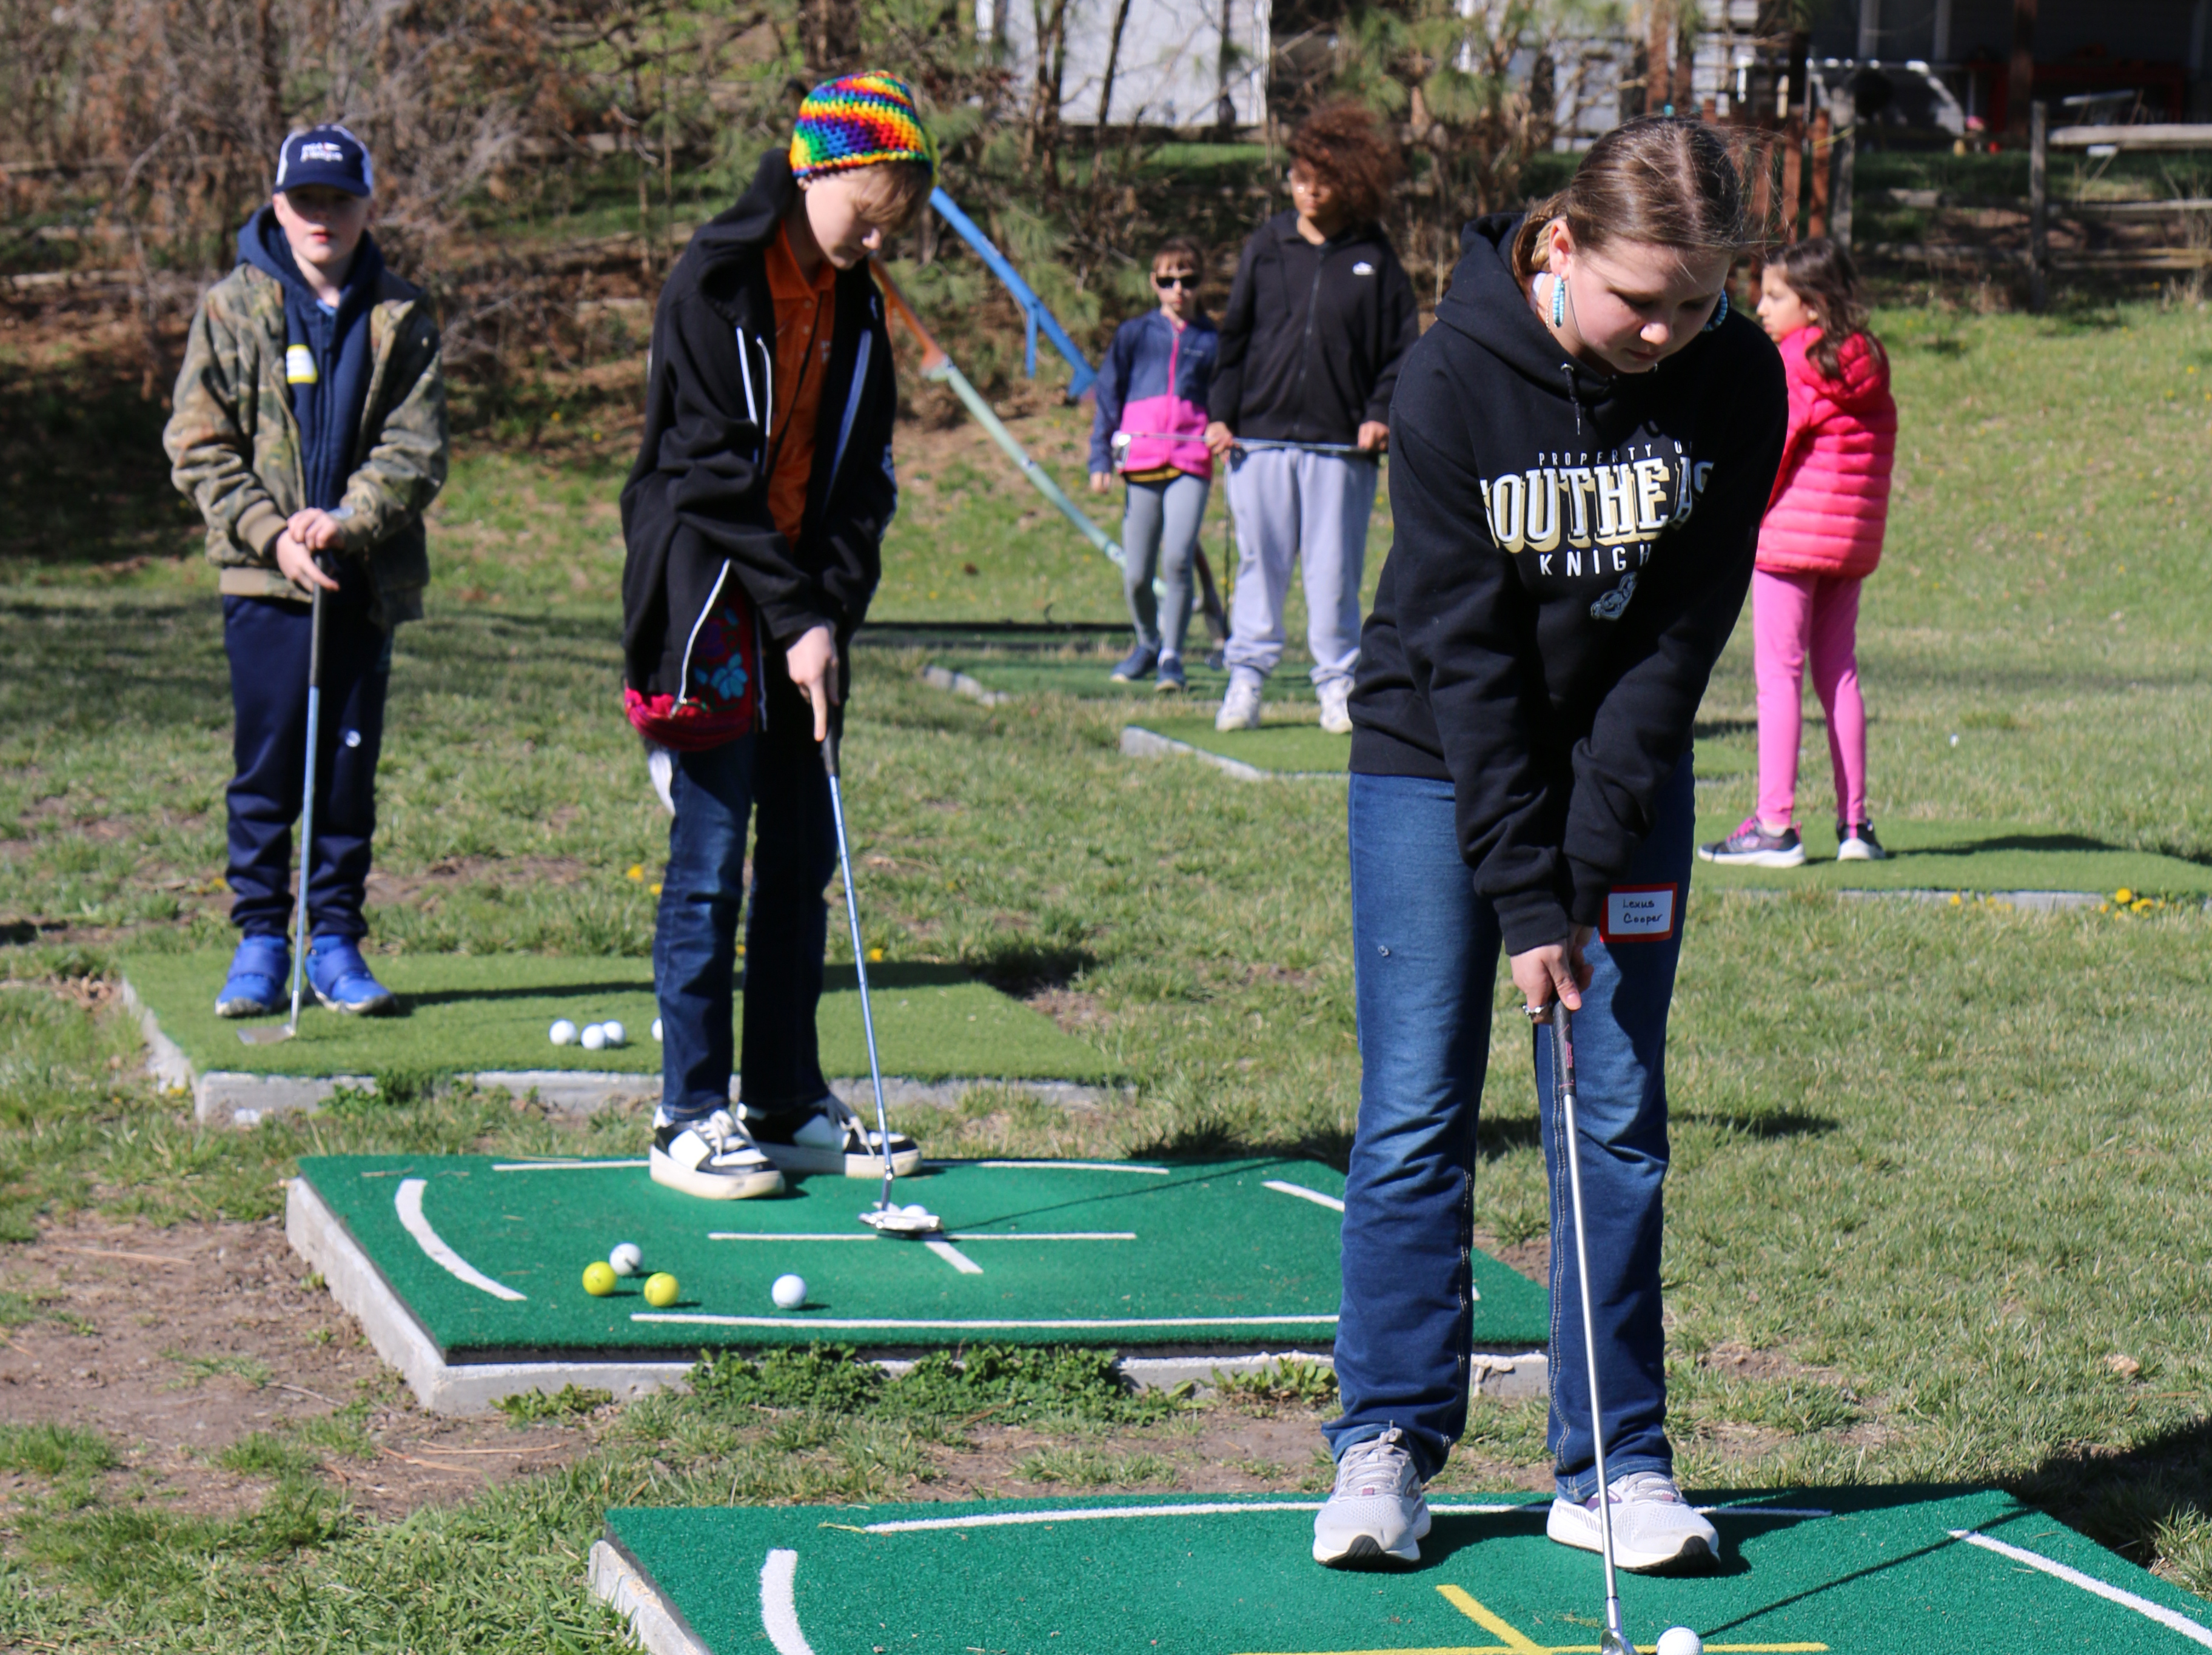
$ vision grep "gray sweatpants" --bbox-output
[1123,471,1210,660]
[1221,445,1379,688]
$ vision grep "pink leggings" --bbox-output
[1753,568,1867,830]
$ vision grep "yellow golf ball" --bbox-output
[581,1261,617,1297]
[643,1272,679,1308]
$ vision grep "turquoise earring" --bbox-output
[1551,272,1566,327]
[1704,290,1729,332]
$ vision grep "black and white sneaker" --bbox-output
[1836,821,1888,861]
[745,1095,921,1180]
[1312,1428,1430,1566]
[649,1109,785,1201]
[1697,817,1806,868]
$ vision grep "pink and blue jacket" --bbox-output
[1088,309,1218,482]
[1757,325,1897,580]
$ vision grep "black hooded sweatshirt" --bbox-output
[620,150,899,710]
[1350,213,1786,955]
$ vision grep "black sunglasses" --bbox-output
[1153,272,1196,289]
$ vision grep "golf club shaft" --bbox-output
[822,732,896,1212]
[1552,1002,1625,1641]
[287,577,328,1032]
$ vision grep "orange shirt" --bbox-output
[762,221,838,547]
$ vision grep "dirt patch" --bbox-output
[0,1214,580,1524]
[1024,985,1111,1036]
[1475,1228,1550,1285]
[362,854,594,911]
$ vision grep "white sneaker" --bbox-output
[1216,673,1264,733]
[649,1109,786,1200]
[1312,1428,1430,1566]
[746,1094,921,1179]
[1546,1471,1720,1573]
[1318,679,1354,736]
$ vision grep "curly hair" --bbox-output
[1767,237,1882,381]
[1287,103,1400,227]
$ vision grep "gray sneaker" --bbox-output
[1312,1428,1430,1566]
[1216,672,1264,733]
[1546,1470,1720,1573]
[1318,679,1353,736]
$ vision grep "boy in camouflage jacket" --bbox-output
[164,124,447,1019]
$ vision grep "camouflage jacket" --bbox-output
[164,261,448,628]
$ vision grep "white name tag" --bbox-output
[1602,884,1677,943]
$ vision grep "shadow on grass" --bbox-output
[1675,1109,1839,1141]
[968,944,1098,998]
[2018,1415,2212,1577]
[0,360,200,566]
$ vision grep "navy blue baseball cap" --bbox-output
[275,124,374,198]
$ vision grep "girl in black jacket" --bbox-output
[1312,119,1787,1576]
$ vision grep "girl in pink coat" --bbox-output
[1700,238,1896,867]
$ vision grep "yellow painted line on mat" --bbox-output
[707,1232,1136,1242]
[1240,1587,1829,1655]
[1436,1586,1547,1653]
[633,1312,1338,1330]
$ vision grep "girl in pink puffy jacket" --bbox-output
[1700,238,1896,868]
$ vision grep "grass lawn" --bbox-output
[2,297,2211,1647]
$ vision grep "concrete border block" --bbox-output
[588,1539,712,1655]
[920,663,1011,706]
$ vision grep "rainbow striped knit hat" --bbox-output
[789,72,937,185]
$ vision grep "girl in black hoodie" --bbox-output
[1312,120,1786,1575]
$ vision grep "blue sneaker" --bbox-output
[1155,654,1187,694]
[215,935,290,1018]
[1110,644,1158,683]
[307,936,397,1015]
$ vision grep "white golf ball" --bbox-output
[1655,1628,1703,1655]
[580,1024,607,1051]
[609,1242,643,1277]
[549,1019,578,1047]
[652,1018,663,1042]
[771,1274,807,1310]
[602,1019,626,1047]
[902,1203,930,1218]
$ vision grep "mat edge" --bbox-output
[588,1535,712,1655]
[1121,723,1344,782]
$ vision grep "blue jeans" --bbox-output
[654,717,837,1123]
[1327,757,1696,1499]
[223,590,392,942]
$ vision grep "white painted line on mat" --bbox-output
[633,1313,1339,1331]
[394,1179,526,1301]
[759,1548,816,1655]
[1702,1506,1833,1519]
[491,1159,649,1172]
[708,1232,1136,1243]
[973,1160,1170,1173]
[1264,1179,1345,1212]
[923,1239,983,1274]
[1951,1529,2212,1648]
[860,1500,1541,1535]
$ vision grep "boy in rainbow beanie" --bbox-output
[620,72,936,1200]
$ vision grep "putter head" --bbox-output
[236,1023,296,1046]
[1599,1628,1632,1655]
[859,1204,943,1237]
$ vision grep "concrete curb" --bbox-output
[123,981,1132,1129]
[588,1539,712,1655]
[920,663,1011,706]
[1120,725,1343,783]
[286,1177,1545,1414]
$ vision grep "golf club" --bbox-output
[1546,999,1631,1655]
[240,560,329,1047]
[822,726,942,1238]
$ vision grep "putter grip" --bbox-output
[306,556,330,688]
[820,727,840,779]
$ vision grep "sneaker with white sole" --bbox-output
[1546,1470,1720,1573]
[649,1109,786,1200]
[1216,672,1264,733]
[1836,820,1888,861]
[745,1094,920,1179]
[1318,679,1354,736]
[1312,1428,1430,1566]
[1697,817,1805,868]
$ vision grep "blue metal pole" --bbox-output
[928,187,1098,398]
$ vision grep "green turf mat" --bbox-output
[602,1485,2212,1653]
[923,649,1314,703]
[1691,817,2212,895]
[122,953,1112,1082]
[297,1154,1548,1356]
[1132,716,1352,777]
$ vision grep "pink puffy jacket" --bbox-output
[1756,326,1897,580]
